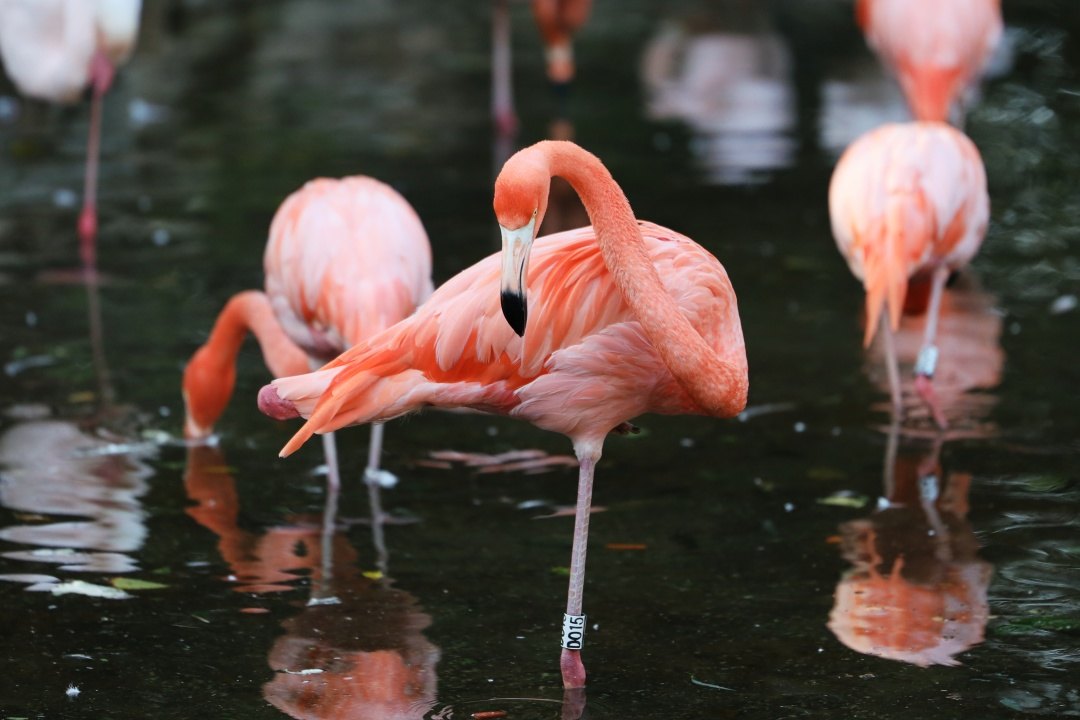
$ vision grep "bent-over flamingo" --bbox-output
[183,176,434,492]
[856,0,1002,123]
[0,0,142,272]
[258,140,749,689]
[828,122,989,427]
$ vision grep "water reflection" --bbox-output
[641,3,796,185]
[0,414,153,580]
[828,425,993,666]
[184,445,439,718]
[864,271,1003,431]
[818,53,908,160]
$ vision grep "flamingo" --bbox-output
[182,175,434,492]
[828,122,989,427]
[531,0,593,90]
[855,0,1003,123]
[0,0,142,273]
[258,140,749,689]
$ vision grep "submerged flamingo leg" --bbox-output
[79,52,116,275]
[560,438,602,689]
[913,266,950,429]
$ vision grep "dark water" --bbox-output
[2,1,1079,718]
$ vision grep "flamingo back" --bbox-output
[263,176,434,360]
[860,0,1002,121]
[828,122,989,344]
[269,222,746,454]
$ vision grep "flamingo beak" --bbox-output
[499,219,536,336]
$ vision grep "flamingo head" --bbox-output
[181,345,236,439]
[493,154,551,336]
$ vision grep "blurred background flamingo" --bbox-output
[258,140,749,689]
[0,0,142,273]
[856,0,1003,123]
[182,175,434,495]
[829,122,989,427]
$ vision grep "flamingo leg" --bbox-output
[913,266,950,429]
[79,51,116,275]
[364,422,389,574]
[879,310,903,422]
[492,0,517,137]
[321,430,342,492]
[560,438,602,689]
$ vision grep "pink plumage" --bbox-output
[857,0,1003,122]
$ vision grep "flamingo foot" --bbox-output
[560,687,587,720]
[258,384,300,420]
[560,648,586,689]
[913,374,948,430]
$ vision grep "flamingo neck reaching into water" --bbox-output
[523,140,747,418]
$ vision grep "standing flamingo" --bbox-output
[531,0,593,90]
[0,0,142,272]
[258,140,749,689]
[855,0,1003,123]
[183,176,434,493]
[829,122,989,427]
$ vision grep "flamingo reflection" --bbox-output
[641,3,796,185]
[0,416,153,581]
[183,446,439,718]
[828,424,992,666]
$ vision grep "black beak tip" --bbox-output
[500,290,528,337]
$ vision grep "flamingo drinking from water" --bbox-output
[183,176,434,491]
[258,140,749,689]
[856,0,1003,123]
[829,122,989,427]
[0,0,142,272]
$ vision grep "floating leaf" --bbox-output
[111,577,168,591]
[816,492,869,509]
[605,543,647,551]
[551,566,570,577]
[362,570,383,580]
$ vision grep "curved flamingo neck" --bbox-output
[205,291,309,379]
[529,140,747,417]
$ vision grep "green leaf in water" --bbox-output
[1020,475,1071,493]
[111,577,169,591]
[551,566,570,577]
[816,492,870,509]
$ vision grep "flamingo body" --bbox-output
[829,122,988,346]
[182,176,433,440]
[857,0,1002,122]
[265,220,745,449]
[0,0,140,103]
[265,176,434,361]
[829,122,988,425]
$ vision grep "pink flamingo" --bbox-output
[183,176,434,491]
[856,0,1003,122]
[258,140,749,689]
[0,0,142,272]
[829,122,989,427]
[531,0,593,89]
